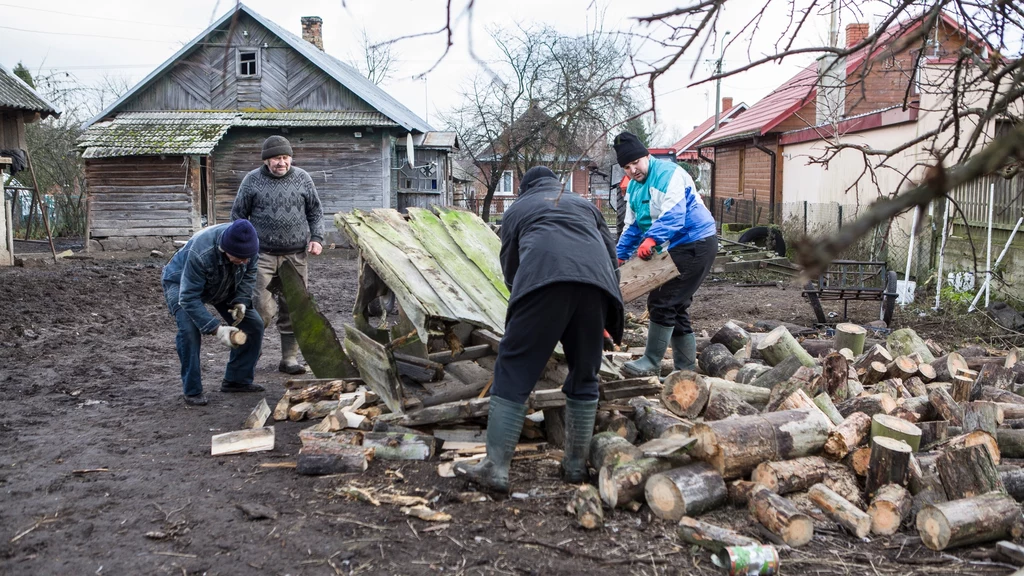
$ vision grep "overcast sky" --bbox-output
[1,0,897,144]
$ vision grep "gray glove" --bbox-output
[229,303,246,326]
[216,325,241,348]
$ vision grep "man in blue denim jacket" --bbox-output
[162,220,265,406]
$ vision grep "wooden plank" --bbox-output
[428,344,492,364]
[279,259,359,378]
[343,325,405,415]
[619,251,680,303]
[211,427,275,455]
[91,227,194,237]
[434,206,509,299]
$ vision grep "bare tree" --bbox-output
[355,28,397,86]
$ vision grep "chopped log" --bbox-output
[594,410,639,443]
[777,389,836,431]
[997,429,1024,459]
[849,445,872,476]
[600,376,662,400]
[1002,404,1024,419]
[727,480,758,506]
[937,444,1005,500]
[288,401,314,422]
[867,483,912,536]
[823,461,866,508]
[700,343,743,380]
[980,386,1024,405]
[748,484,814,547]
[273,394,291,422]
[589,431,643,469]
[824,412,872,460]
[888,356,920,381]
[736,363,772,385]
[872,414,923,452]
[645,462,728,521]
[598,457,672,509]
[751,456,830,495]
[362,431,435,460]
[996,541,1024,565]
[919,421,949,446]
[690,409,832,479]
[931,353,969,382]
[711,321,751,353]
[917,364,937,383]
[910,470,949,520]
[887,328,936,364]
[211,427,275,456]
[821,353,851,401]
[1001,468,1024,502]
[765,366,821,412]
[660,371,708,418]
[749,356,804,389]
[809,483,871,538]
[930,386,964,426]
[393,353,445,383]
[837,393,897,418]
[677,516,759,553]
[938,431,1001,465]
[976,363,1016,393]
[916,492,1024,551]
[861,361,889,387]
[835,323,867,356]
[874,378,907,400]
[905,376,929,397]
[296,448,368,475]
[800,339,837,358]
[963,401,1000,435]
[866,436,913,496]
[542,407,566,449]
[813,393,844,425]
[901,395,936,421]
[638,435,696,460]
[629,396,691,441]
[288,380,359,403]
[243,399,271,429]
[951,374,976,404]
[705,377,771,408]
[757,326,816,368]
[854,345,894,374]
[567,484,604,530]
[703,388,760,421]
[307,400,341,419]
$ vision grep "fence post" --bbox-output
[837,204,843,231]
[803,201,808,236]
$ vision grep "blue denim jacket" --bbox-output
[161,223,259,334]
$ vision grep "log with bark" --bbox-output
[800,339,837,359]
[749,356,804,390]
[849,445,872,477]
[854,344,894,375]
[930,386,964,426]
[824,411,872,460]
[937,443,1005,500]
[1001,468,1024,502]
[998,429,1024,459]
[865,436,913,496]
[931,352,969,383]
[660,371,708,418]
[644,462,728,522]
[362,431,436,460]
[919,421,949,447]
[976,363,1016,391]
[748,483,814,547]
[700,343,743,380]
[703,388,760,421]
[598,457,672,509]
[887,328,936,364]
[677,517,760,553]
[951,374,976,404]
[757,326,816,368]
[868,483,912,536]
[543,407,565,449]
[600,376,663,401]
[901,395,936,421]
[777,389,836,430]
[765,367,821,412]
[750,456,830,495]
[936,431,1002,465]
[861,361,889,387]
[916,492,1024,551]
[813,393,844,425]
[979,386,1024,405]
[594,410,639,443]
[963,401,1000,435]
[808,483,871,538]
[567,484,603,529]
[835,323,867,356]
[690,409,832,479]
[706,377,771,408]
[836,393,897,418]
[589,431,643,469]
[629,396,691,441]
[821,353,851,401]
[735,363,772,385]
[872,414,923,452]
[904,376,929,398]
[917,364,937,383]
[888,356,920,381]
[711,320,752,354]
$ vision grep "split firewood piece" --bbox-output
[824,411,872,460]
[273,393,291,421]
[821,353,851,401]
[735,363,772,385]
[849,445,872,477]
[853,345,894,375]
[930,352,969,383]
[777,389,836,430]
[288,401,314,422]
[704,388,759,422]
[808,483,871,538]
[307,400,341,419]
[211,427,275,456]
[362,431,436,461]
[690,409,832,479]
[916,492,1024,551]
[750,456,830,495]
[835,323,867,356]
[566,484,603,530]
[594,410,638,443]
[998,429,1024,459]
[836,393,896,418]
[589,431,643,469]
[904,376,928,397]
[872,414,922,452]
[936,443,1005,500]
[629,396,691,441]
[865,436,913,497]
[660,371,709,418]
[919,421,949,447]
[929,386,964,426]
[645,462,727,522]
[887,356,919,381]
[700,343,743,381]
[757,326,816,368]
[868,483,912,536]
[963,401,1000,435]
[887,328,936,364]
[748,484,814,547]
[711,321,751,354]
[813,393,844,425]
[749,356,804,390]
[243,398,271,429]
[288,379,359,403]
[677,516,760,553]
[598,457,672,509]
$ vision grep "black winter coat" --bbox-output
[499,170,624,343]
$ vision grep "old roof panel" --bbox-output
[235,111,398,127]
[0,64,60,118]
[669,103,748,155]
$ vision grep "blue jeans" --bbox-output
[169,292,264,396]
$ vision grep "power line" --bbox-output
[0,24,184,44]
[0,3,198,29]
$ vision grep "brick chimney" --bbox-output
[846,23,869,48]
[721,97,733,111]
[301,16,324,51]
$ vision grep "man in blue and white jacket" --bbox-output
[613,131,718,376]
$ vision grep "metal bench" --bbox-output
[802,260,898,325]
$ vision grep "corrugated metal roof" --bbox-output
[83,3,431,133]
[0,64,60,118]
[414,131,458,150]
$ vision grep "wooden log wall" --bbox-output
[86,156,197,238]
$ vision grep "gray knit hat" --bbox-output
[262,135,293,160]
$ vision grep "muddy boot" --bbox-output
[623,322,673,377]
[278,333,306,375]
[671,332,697,372]
[454,396,527,493]
[561,397,598,483]
[183,392,208,406]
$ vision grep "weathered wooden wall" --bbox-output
[0,111,27,149]
[120,13,373,113]
[86,156,199,238]
[212,128,389,238]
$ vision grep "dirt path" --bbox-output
[0,250,1004,575]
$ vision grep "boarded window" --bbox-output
[238,50,258,76]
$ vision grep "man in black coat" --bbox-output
[455,166,624,493]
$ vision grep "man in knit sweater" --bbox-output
[231,135,325,374]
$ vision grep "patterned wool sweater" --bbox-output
[230,165,325,255]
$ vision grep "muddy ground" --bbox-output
[0,244,1017,575]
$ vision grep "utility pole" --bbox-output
[714,31,731,131]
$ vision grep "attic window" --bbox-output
[238,50,259,77]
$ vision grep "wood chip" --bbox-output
[402,505,452,522]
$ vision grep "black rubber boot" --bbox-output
[183,393,208,406]
[561,398,598,483]
[220,380,266,393]
[623,322,673,377]
[454,396,527,493]
[278,333,306,375]
[671,332,697,372]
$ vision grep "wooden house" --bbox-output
[0,64,60,264]
[79,3,454,251]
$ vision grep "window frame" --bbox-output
[497,170,514,194]
[237,49,260,78]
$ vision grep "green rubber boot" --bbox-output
[623,322,673,377]
[454,396,527,493]
[561,398,598,483]
[671,332,697,372]
[279,333,306,375]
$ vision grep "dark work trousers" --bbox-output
[491,282,609,405]
[647,235,718,336]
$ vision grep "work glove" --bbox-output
[229,303,246,326]
[617,258,625,267]
[216,325,242,349]
[603,329,616,351]
[637,238,657,261]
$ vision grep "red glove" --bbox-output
[637,238,657,260]
[617,258,625,267]
[603,329,615,351]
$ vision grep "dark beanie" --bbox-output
[220,219,259,259]
[262,135,293,160]
[519,166,557,194]
[613,131,648,167]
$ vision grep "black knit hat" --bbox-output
[613,131,648,167]
[220,219,259,259]
[519,166,557,194]
[262,135,293,160]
